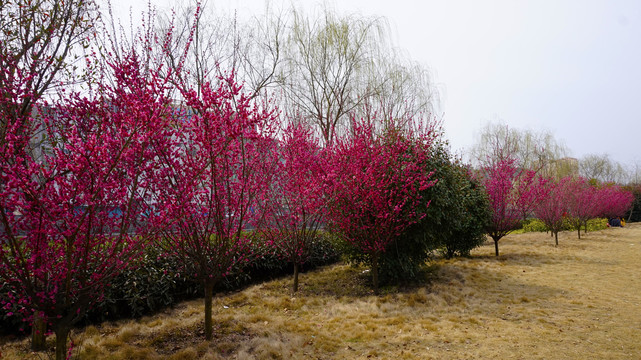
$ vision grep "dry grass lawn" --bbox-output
[2,224,641,359]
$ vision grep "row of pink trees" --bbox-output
[560,177,634,239]
[479,154,634,253]
[1,25,441,360]
[531,176,634,245]
[2,1,443,353]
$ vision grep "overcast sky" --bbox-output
[109,0,641,165]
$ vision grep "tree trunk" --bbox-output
[494,239,500,256]
[204,282,214,340]
[54,325,70,360]
[577,227,581,239]
[554,231,558,246]
[31,311,47,351]
[371,254,379,294]
[293,263,300,293]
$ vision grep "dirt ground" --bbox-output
[2,224,641,359]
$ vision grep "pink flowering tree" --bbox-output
[563,179,633,237]
[533,177,566,246]
[258,122,328,293]
[151,76,278,340]
[595,184,634,220]
[325,119,436,291]
[513,169,547,221]
[0,50,173,359]
[480,158,523,256]
[563,177,598,239]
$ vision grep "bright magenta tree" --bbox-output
[0,51,173,359]
[513,169,547,221]
[533,177,566,246]
[325,119,436,291]
[151,76,278,340]
[481,158,523,256]
[595,184,634,220]
[258,122,328,293]
[563,177,598,239]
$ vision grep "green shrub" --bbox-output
[223,231,341,288]
[586,218,608,231]
[439,173,490,258]
[520,217,608,234]
[0,282,29,336]
[522,219,549,233]
[340,142,491,286]
[84,247,202,324]
[406,144,490,261]
[623,185,641,222]
[1,232,340,336]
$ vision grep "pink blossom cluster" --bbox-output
[257,122,328,269]
[1,51,173,337]
[324,119,437,287]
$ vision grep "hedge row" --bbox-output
[0,232,340,336]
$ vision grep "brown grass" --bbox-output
[2,224,641,359]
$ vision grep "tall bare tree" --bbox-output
[579,153,627,184]
[277,7,386,144]
[153,3,438,144]
[470,122,568,172]
[358,50,438,133]
[156,1,285,100]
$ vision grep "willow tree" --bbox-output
[156,1,285,99]
[157,4,438,144]
[470,122,569,175]
[275,5,437,144]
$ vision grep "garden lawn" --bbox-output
[2,224,641,359]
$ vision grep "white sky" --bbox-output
[108,0,641,164]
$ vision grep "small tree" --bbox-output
[563,177,598,239]
[623,184,641,222]
[481,158,524,256]
[534,177,565,246]
[325,119,436,291]
[152,76,278,340]
[259,122,328,292]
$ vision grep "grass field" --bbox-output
[2,223,641,359]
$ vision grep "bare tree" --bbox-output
[358,51,438,133]
[626,160,641,185]
[470,122,568,172]
[157,1,285,100]
[579,153,627,184]
[276,6,381,144]
[277,5,439,145]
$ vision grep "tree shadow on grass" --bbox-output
[258,257,565,308]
